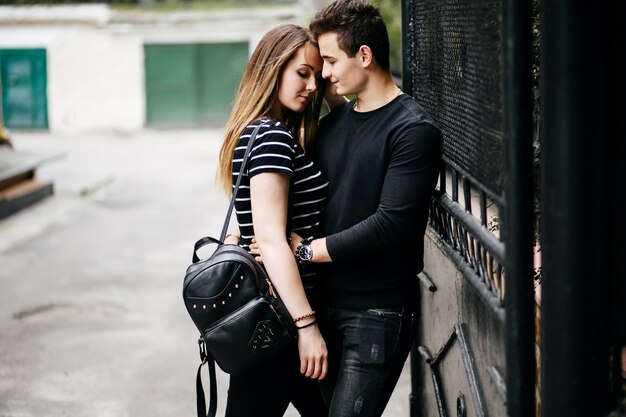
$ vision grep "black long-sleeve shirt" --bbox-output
[315,94,441,309]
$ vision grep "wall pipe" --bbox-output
[540,1,612,416]
[501,0,535,416]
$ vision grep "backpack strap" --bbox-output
[196,338,217,417]
[196,122,262,417]
[219,123,263,242]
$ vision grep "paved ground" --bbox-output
[0,129,411,417]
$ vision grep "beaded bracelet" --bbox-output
[293,311,316,323]
[296,319,317,330]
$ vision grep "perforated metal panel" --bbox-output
[407,0,504,199]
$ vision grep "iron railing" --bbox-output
[428,165,505,319]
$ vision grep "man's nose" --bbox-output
[322,62,331,79]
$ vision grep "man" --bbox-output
[292,1,441,415]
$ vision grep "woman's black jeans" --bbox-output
[225,340,327,417]
[320,305,418,417]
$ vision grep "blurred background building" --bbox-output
[0,0,399,220]
[0,0,330,133]
[0,0,340,218]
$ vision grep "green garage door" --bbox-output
[0,49,49,130]
[145,42,248,128]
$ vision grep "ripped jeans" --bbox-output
[320,306,418,417]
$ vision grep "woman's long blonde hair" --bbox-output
[217,24,326,194]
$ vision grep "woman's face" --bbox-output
[273,43,323,118]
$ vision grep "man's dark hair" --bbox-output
[310,0,390,72]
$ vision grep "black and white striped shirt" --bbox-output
[232,119,328,294]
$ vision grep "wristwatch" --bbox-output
[295,237,314,264]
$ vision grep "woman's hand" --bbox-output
[249,238,264,264]
[297,322,328,380]
[248,172,328,378]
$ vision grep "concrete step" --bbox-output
[0,148,61,220]
[0,178,54,219]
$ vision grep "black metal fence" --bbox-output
[403,0,625,416]
[406,0,504,200]
[403,0,509,317]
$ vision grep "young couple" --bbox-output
[216,0,441,416]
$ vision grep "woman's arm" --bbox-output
[250,172,328,380]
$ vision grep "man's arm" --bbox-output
[306,123,441,263]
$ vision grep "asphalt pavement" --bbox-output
[0,129,411,417]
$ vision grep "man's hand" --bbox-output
[224,230,240,245]
[290,232,304,256]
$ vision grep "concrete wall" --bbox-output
[415,229,507,417]
[0,4,305,133]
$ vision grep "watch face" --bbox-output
[298,243,313,262]
[302,245,313,261]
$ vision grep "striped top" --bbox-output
[232,119,328,295]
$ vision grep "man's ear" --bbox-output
[358,45,373,68]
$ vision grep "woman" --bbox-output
[216,24,329,417]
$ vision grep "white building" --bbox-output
[0,3,309,133]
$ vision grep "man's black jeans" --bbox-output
[320,305,418,417]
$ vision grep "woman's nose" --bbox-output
[307,76,317,92]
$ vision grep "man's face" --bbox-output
[318,32,366,96]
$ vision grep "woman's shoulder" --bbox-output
[245,118,293,141]
[240,119,297,159]
[242,119,297,176]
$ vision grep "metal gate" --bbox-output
[0,48,49,130]
[144,42,248,128]
[402,0,626,416]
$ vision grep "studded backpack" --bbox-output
[182,124,297,417]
